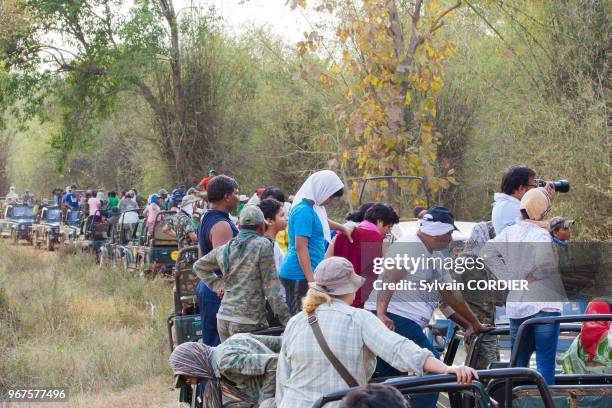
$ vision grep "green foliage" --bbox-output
[1,0,608,239]
[437,0,610,240]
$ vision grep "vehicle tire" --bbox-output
[46,233,54,251]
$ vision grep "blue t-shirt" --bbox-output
[279,199,325,280]
[65,193,79,208]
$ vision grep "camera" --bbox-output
[537,179,570,193]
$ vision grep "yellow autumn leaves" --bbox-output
[292,0,461,202]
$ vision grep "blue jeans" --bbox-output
[509,311,561,384]
[374,312,440,408]
[196,281,220,346]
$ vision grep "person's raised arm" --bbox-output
[329,219,353,243]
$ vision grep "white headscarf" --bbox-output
[419,213,455,236]
[292,170,344,242]
[96,192,104,200]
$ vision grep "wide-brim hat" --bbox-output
[312,257,365,296]
[180,195,200,208]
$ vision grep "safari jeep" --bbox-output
[357,175,476,243]
[30,205,62,251]
[123,211,177,275]
[0,203,35,244]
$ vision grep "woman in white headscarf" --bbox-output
[6,186,19,203]
[279,170,353,315]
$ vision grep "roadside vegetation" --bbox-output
[0,242,174,402]
[1,1,608,240]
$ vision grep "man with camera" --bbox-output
[492,165,569,235]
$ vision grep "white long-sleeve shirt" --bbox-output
[482,220,565,319]
[276,299,433,408]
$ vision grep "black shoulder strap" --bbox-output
[307,313,359,387]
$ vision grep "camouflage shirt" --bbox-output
[194,229,291,326]
[164,211,196,249]
[212,333,282,402]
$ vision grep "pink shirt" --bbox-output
[88,197,101,216]
[333,220,384,308]
[145,203,161,224]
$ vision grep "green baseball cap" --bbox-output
[239,205,265,227]
[208,168,217,175]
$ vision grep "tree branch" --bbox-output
[430,1,462,33]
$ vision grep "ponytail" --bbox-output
[302,288,333,314]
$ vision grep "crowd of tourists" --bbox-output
[4,165,610,407]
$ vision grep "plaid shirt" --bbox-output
[275,299,433,408]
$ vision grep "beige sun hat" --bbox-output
[520,187,552,221]
[312,257,365,296]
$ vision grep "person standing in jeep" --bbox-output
[195,175,240,347]
[492,165,556,235]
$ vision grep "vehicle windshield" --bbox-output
[13,206,34,218]
[46,208,62,222]
[358,177,429,220]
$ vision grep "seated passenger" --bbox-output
[340,383,409,408]
[169,333,281,407]
[275,257,478,408]
[562,300,612,374]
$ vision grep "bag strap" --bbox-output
[307,312,359,387]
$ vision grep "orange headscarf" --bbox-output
[580,300,611,361]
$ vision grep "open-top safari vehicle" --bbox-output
[59,207,81,244]
[75,210,110,261]
[357,175,475,242]
[122,210,177,275]
[0,203,35,244]
[30,205,62,251]
[97,208,142,268]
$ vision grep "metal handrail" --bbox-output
[504,314,612,406]
[312,367,554,408]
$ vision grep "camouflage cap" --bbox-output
[549,216,574,231]
[239,205,265,227]
[158,188,168,196]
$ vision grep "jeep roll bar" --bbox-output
[358,176,431,208]
[503,314,612,406]
[312,368,554,408]
[467,323,586,368]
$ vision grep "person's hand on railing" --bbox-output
[445,365,479,384]
[465,322,494,344]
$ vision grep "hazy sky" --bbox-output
[181,0,310,42]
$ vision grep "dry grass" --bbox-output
[0,241,177,406]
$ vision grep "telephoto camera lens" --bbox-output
[537,179,570,193]
[553,179,570,193]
